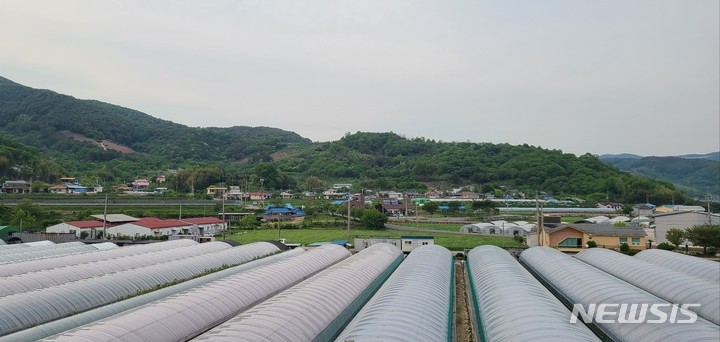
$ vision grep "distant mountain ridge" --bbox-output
[0,75,311,166]
[0,75,697,205]
[600,152,719,161]
[600,154,720,199]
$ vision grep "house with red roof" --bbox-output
[106,217,226,238]
[46,220,109,238]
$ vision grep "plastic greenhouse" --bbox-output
[520,247,720,341]
[576,248,720,325]
[0,239,196,277]
[0,241,235,298]
[467,245,598,342]
[336,245,455,342]
[3,248,306,342]
[634,248,720,283]
[44,245,352,342]
[0,242,280,336]
[194,243,403,342]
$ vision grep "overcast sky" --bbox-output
[1,1,718,156]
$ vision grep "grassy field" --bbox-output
[225,227,524,251]
[388,222,465,232]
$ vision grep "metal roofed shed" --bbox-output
[0,242,280,336]
[634,248,720,283]
[466,245,599,342]
[336,245,455,342]
[575,248,720,325]
[9,248,306,342]
[520,247,720,341]
[43,245,351,342]
[90,214,140,223]
[194,243,403,342]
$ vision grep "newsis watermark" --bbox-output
[570,303,701,324]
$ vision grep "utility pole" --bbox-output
[347,194,352,240]
[221,190,226,234]
[102,192,108,240]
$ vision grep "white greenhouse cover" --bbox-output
[336,245,454,342]
[467,245,598,342]
[576,248,720,325]
[0,241,81,256]
[0,239,196,277]
[0,242,100,264]
[520,247,720,341]
[195,243,403,342]
[88,242,119,251]
[24,240,56,246]
[0,240,55,251]
[6,248,305,342]
[0,241,229,298]
[44,245,351,342]
[634,249,720,283]
[0,242,279,336]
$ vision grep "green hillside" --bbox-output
[0,76,692,205]
[601,156,720,199]
[0,76,310,166]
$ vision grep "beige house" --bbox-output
[529,223,647,252]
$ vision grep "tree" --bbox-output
[656,242,675,251]
[305,176,323,191]
[361,209,388,230]
[665,228,686,249]
[239,215,260,229]
[586,240,597,248]
[619,242,630,254]
[684,225,720,254]
[423,202,439,215]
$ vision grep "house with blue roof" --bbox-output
[263,204,305,223]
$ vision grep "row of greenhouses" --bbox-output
[1,238,718,341]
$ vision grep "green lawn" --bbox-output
[389,222,465,232]
[225,227,524,251]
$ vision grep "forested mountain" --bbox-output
[0,76,694,205]
[0,135,65,183]
[0,76,310,168]
[601,156,720,199]
[268,132,688,204]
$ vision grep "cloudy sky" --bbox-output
[1,1,718,156]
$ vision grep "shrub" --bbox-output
[513,235,525,244]
[656,242,675,251]
[619,242,630,254]
[586,240,597,248]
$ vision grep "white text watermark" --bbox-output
[570,303,700,324]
